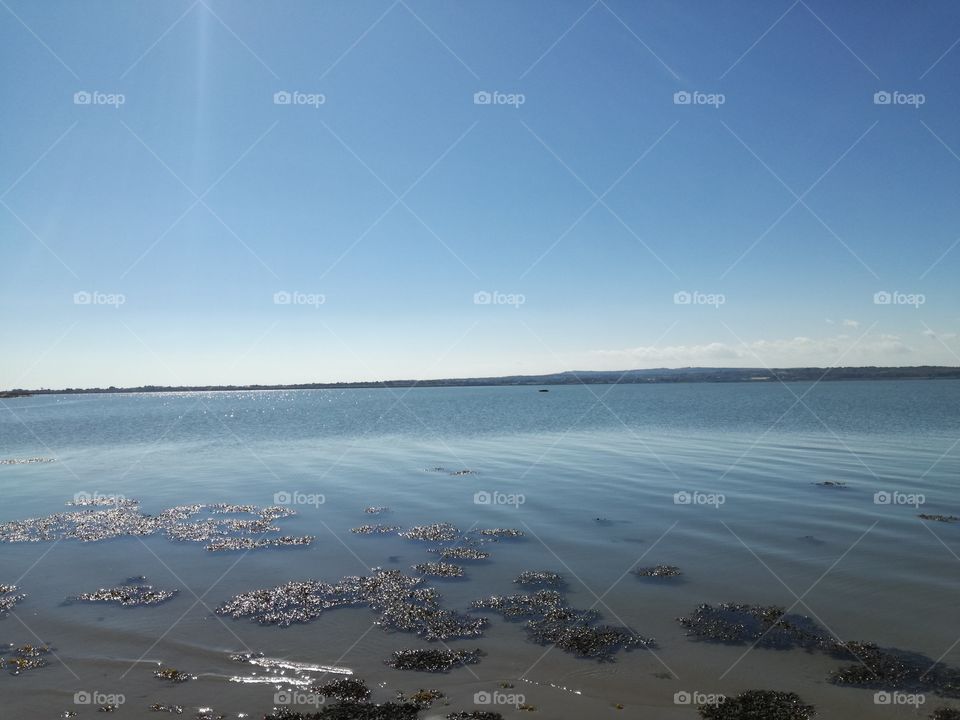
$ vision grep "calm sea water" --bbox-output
[1,380,959,719]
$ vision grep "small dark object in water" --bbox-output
[515,571,564,587]
[449,470,476,476]
[919,514,960,523]
[313,677,370,701]
[698,690,815,719]
[97,705,119,713]
[149,704,184,713]
[798,535,825,545]
[447,713,504,720]
[413,562,464,578]
[385,648,483,673]
[153,666,191,683]
[814,481,847,488]
[538,389,549,392]
[632,565,681,578]
[364,507,389,515]
[396,688,445,708]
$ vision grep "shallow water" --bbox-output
[0,380,959,718]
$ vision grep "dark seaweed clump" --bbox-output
[473,590,654,660]
[400,524,460,542]
[153,667,191,683]
[814,481,846,488]
[436,547,490,561]
[698,690,815,719]
[385,648,483,673]
[148,704,184,713]
[919,514,960,523]
[0,643,51,674]
[313,677,370,701]
[514,571,564,588]
[632,565,682,578]
[476,528,523,539]
[352,525,401,535]
[931,709,960,719]
[678,603,960,697]
[827,641,960,696]
[677,603,833,650]
[447,713,504,720]
[364,507,390,515]
[0,585,25,614]
[413,562,464,578]
[217,569,486,640]
[70,580,178,607]
[265,701,420,720]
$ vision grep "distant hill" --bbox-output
[3,366,960,398]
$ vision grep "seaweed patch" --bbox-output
[385,648,483,673]
[70,579,178,607]
[697,690,815,719]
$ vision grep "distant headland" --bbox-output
[3,366,960,398]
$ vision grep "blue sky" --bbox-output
[2,0,959,388]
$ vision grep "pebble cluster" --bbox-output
[217,569,487,641]
[632,565,682,578]
[514,571,564,587]
[697,690,815,719]
[71,579,178,607]
[0,643,51,674]
[351,525,402,535]
[473,589,654,660]
[385,648,483,672]
[0,584,26,614]
[0,500,305,552]
[413,562,464,578]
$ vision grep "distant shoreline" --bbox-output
[3,366,960,398]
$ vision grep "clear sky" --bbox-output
[2,0,959,388]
